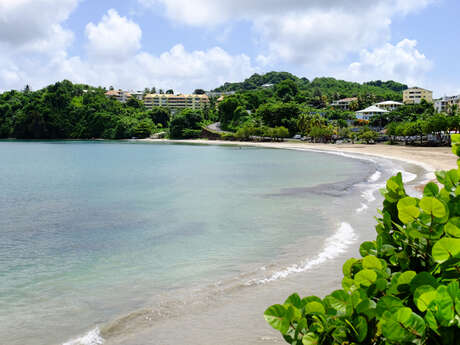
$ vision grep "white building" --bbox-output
[143,93,210,110]
[355,105,389,121]
[105,90,133,103]
[434,95,460,113]
[331,97,358,111]
[375,101,404,111]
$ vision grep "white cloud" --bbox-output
[344,39,432,86]
[85,9,142,61]
[0,0,77,48]
[139,0,437,67]
[0,8,256,93]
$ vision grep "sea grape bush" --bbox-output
[264,135,460,344]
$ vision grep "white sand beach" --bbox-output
[144,139,457,174]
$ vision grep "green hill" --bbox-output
[213,72,407,101]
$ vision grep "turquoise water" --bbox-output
[0,141,374,345]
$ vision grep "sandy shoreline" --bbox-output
[141,139,457,174]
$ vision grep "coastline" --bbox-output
[140,139,457,175]
[3,140,454,345]
[91,139,443,345]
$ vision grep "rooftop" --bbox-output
[375,101,404,105]
[356,105,389,113]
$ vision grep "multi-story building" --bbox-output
[403,87,433,104]
[105,90,144,102]
[331,97,358,111]
[143,94,210,110]
[105,90,132,103]
[434,95,460,113]
[375,101,404,111]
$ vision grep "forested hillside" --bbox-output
[213,72,407,102]
[0,80,170,139]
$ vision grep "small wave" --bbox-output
[368,171,381,183]
[356,203,369,214]
[62,327,104,345]
[249,223,357,285]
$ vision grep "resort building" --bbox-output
[105,90,132,103]
[143,94,210,110]
[403,87,433,104]
[105,90,143,103]
[375,101,404,111]
[355,105,389,121]
[331,97,358,111]
[434,95,460,113]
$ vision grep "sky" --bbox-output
[0,0,458,96]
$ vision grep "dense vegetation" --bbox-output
[213,72,406,103]
[0,80,170,139]
[264,136,460,344]
[0,72,457,144]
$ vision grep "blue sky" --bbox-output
[0,0,458,96]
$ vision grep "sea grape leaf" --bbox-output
[357,299,377,319]
[302,296,323,306]
[419,197,447,218]
[342,277,357,293]
[397,197,420,224]
[264,304,291,334]
[425,310,439,333]
[446,170,459,190]
[423,182,439,197]
[381,307,426,342]
[445,217,460,237]
[407,221,444,240]
[414,285,437,312]
[342,258,358,278]
[359,242,377,257]
[452,134,460,157]
[432,238,460,263]
[354,315,368,343]
[295,318,307,340]
[384,173,406,202]
[432,286,455,326]
[302,332,319,345]
[285,293,303,309]
[398,271,416,285]
[410,272,439,293]
[305,302,325,315]
[436,171,447,186]
[354,269,377,287]
[324,290,352,318]
[376,296,404,317]
[362,255,383,271]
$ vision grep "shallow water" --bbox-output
[0,141,421,345]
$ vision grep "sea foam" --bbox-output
[250,222,357,285]
[62,327,104,345]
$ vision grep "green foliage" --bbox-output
[0,80,158,139]
[275,79,299,102]
[256,102,300,135]
[148,107,170,128]
[213,73,406,105]
[169,109,203,139]
[264,136,460,344]
[358,128,379,144]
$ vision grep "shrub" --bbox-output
[169,109,203,139]
[264,135,460,345]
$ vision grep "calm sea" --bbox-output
[0,141,416,345]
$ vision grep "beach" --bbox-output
[1,141,456,345]
[97,140,455,345]
[145,139,457,174]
